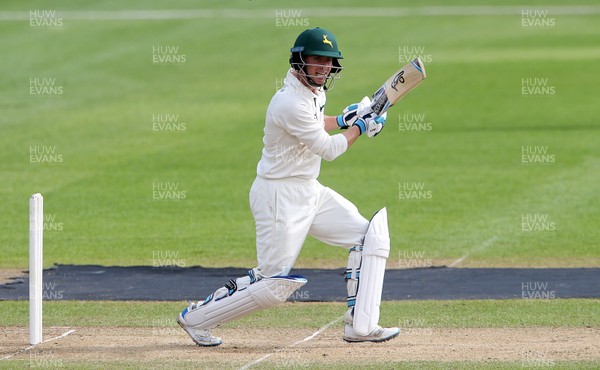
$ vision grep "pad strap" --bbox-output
[346,246,362,308]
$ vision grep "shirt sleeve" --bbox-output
[280,100,348,161]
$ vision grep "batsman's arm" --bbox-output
[324,115,341,132]
[281,106,350,161]
[324,115,360,147]
[341,125,361,147]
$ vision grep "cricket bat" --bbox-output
[369,58,426,115]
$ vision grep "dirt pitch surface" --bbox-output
[2,325,599,368]
[0,269,24,285]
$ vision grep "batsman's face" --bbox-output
[305,55,332,85]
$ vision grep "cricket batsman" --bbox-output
[177,27,399,346]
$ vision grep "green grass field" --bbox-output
[1,0,599,269]
[3,299,600,328]
[1,1,599,368]
[1,299,599,368]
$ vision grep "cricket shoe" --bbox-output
[177,310,222,347]
[343,324,400,343]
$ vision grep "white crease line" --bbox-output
[449,236,498,268]
[1,328,76,360]
[239,315,342,370]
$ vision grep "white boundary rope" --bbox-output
[2,6,600,21]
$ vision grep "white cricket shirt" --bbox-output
[256,69,348,180]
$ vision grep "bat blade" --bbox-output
[370,58,426,115]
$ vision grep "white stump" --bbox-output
[29,193,43,345]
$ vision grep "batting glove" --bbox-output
[354,112,387,137]
[336,96,372,129]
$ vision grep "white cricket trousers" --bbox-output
[249,176,369,277]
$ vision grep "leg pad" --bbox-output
[182,275,307,330]
[353,208,390,336]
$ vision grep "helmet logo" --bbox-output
[322,35,333,48]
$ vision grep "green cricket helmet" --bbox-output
[289,27,343,89]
